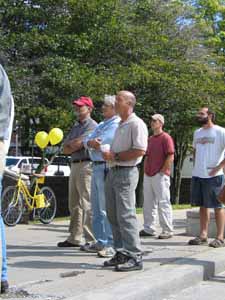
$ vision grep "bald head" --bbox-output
[117,90,136,108]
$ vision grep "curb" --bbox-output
[66,247,225,300]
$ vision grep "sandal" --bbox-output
[209,238,225,248]
[188,236,208,245]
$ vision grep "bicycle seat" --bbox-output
[4,168,29,181]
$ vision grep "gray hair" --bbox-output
[103,95,116,107]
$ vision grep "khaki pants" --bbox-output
[67,161,95,244]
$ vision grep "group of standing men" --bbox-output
[56,89,177,271]
[1,64,225,292]
[57,91,149,271]
[58,90,225,274]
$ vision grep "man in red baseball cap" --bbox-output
[57,95,97,249]
[73,96,94,108]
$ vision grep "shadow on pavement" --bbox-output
[209,275,225,283]
[8,260,106,271]
[141,240,189,246]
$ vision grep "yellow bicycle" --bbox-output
[1,173,57,226]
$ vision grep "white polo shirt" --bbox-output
[111,113,148,167]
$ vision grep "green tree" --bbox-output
[1,0,225,203]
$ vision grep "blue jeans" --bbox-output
[0,175,7,281]
[91,164,113,247]
[105,166,142,258]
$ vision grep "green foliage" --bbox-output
[1,0,225,202]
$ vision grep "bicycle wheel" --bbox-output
[38,186,57,224]
[1,186,24,226]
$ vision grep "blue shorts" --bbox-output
[191,175,224,208]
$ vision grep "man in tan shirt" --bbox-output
[102,90,148,272]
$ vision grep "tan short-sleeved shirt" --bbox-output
[111,113,148,166]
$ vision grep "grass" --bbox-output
[136,204,191,214]
[172,204,191,210]
[30,205,191,223]
[29,215,70,224]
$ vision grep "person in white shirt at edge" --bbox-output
[0,64,14,294]
[188,107,225,248]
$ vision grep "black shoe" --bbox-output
[103,252,129,267]
[1,280,9,294]
[139,230,156,237]
[57,240,81,247]
[115,258,143,272]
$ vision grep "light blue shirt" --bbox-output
[84,115,120,162]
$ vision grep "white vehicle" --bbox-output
[5,156,49,175]
[47,156,71,177]
[5,156,71,177]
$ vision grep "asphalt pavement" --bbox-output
[2,209,225,300]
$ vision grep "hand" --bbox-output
[0,140,6,154]
[159,169,166,175]
[208,166,221,177]
[88,138,102,150]
[0,141,6,176]
[102,151,115,161]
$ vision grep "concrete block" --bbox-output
[186,209,218,238]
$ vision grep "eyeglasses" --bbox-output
[102,104,112,108]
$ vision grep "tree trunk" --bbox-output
[171,138,189,204]
[136,160,144,207]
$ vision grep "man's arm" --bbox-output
[64,123,97,155]
[209,157,225,177]
[63,137,83,155]
[87,138,102,150]
[192,149,196,166]
[102,149,145,161]
[160,153,174,174]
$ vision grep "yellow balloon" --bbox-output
[49,128,63,145]
[35,131,49,149]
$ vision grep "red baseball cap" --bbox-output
[72,96,94,108]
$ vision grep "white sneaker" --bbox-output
[98,247,115,258]
[80,242,104,253]
[158,231,173,239]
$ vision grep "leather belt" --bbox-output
[92,161,106,165]
[72,159,91,163]
[111,165,135,169]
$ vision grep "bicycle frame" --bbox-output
[16,176,43,211]
[3,169,56,226]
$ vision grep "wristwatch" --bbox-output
[114,153,120,161]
